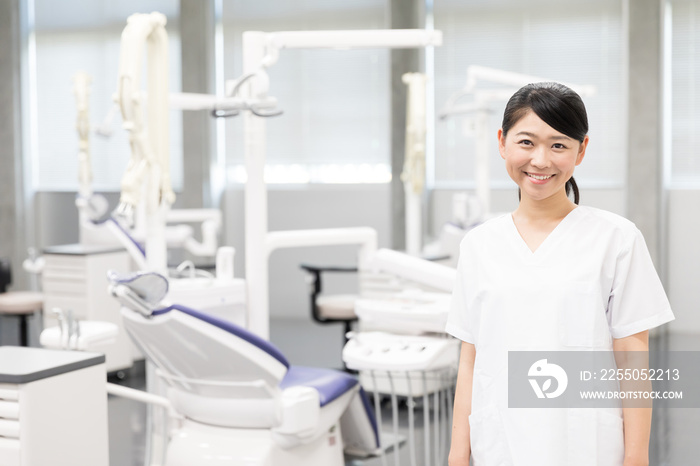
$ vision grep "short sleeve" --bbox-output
[607,228,675,339]
[445,238,478,344]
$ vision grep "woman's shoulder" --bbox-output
[577,205,636,228]
[459,212,511,246]
[576,205,640,240]
[468,212,511,234]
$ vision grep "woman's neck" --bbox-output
[514,191,577,223]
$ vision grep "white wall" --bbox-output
[667,189,700,334]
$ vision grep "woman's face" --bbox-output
[498,110,588,204]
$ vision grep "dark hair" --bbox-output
[501,82,588,205]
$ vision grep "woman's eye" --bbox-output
[518,139,533,146]
[552,143,567,149]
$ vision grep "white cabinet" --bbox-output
[41,244,135,372]
[0,347,108,466]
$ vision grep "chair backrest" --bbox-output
[121,303,289,399]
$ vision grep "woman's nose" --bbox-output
[530,146,551,168]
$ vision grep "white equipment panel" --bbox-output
[343,331,459,373]
[343,331,459,396]
[355,290,452,335]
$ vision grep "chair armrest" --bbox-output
[299,263,358,274]
[274,386,320,437]
[0,257,12,293]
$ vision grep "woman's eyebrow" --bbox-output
[515,131,572,141]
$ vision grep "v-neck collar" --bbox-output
[508,206,583,259]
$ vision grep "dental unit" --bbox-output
[330,248,459,466]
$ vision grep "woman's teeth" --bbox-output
[527,173,553,181]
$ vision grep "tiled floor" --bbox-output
[105,319,700,466]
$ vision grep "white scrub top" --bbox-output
[446,206,675,466]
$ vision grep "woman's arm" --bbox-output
[613,330,651,466]
[449,341,476,466]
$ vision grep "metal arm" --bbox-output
[114,12,175,274]
[241,29,443,339]
[401,72,428,256]
[73,71,93,200]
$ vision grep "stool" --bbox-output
[0,292,43,346]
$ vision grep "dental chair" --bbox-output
[109,271,379,466]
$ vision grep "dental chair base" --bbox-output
[167,418,344,466]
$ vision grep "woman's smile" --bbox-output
[525,172,555,184]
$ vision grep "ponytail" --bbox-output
[566,177,580,205]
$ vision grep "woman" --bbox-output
[446,82,674,466]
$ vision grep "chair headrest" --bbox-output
[108,271,168,315]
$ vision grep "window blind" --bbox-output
[669,0,700,185]
[221,0,390,182]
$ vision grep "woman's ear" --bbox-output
[575,135,589,166]
[497,128,506,160]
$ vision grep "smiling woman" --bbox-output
[446,82,675,466]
